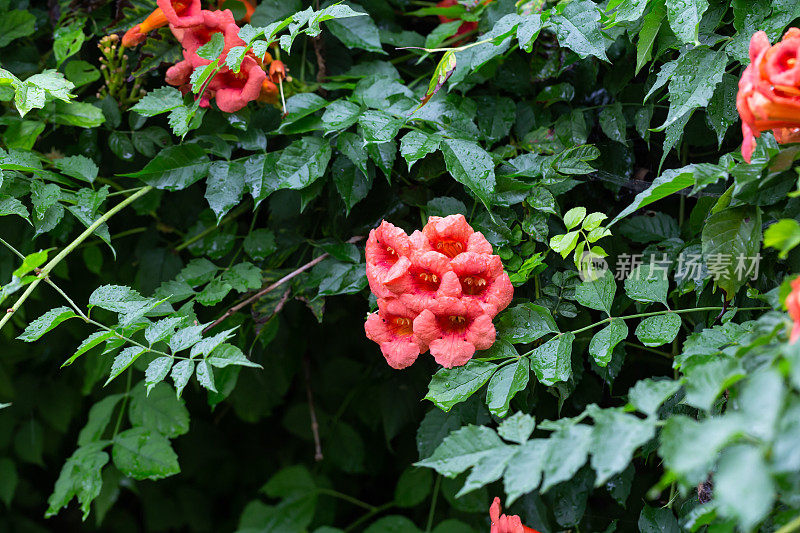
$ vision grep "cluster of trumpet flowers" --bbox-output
[738,28,800,162]
[364,215,513,369]
[121,0,284,112]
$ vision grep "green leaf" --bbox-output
[425,361,496,412]
[0,196,30,220]
[587,406,655,486]
[88,285,149,314]
[497,412,536,444]
[589,319,628,367]
[549,0,609,61]
[417,50,457,109]
[171,360,194,397]
[665,0,709,44]
[575,269,615,315]
[131,86,184,117]
[627,378,681,417]
[715,444,775,530]
[683,358,745,411]
[400,131,442,170]
[610,165,697,224]
[53,22,86,66]
[635,313,680,347]
[321,99,362,133]
[363,516,421,533]
[31,181,60,218]
[415,425,505,477]
[516,14,543,52]
[607,0,649,22]
[624,264,668,304]
[13,249,49,278]
[112,427,180,480]
[765,218,800,258]
[45,443,109,520]
[121,144,210,191]
[659,415,742,485]
[638,505,679,533]
[243,229,276,260]
[77,393,124,446]
[530,332,574,386]
[205,160,245,222]
[358,110,404,144]
[394,467,433,508]
[169,324,205,353]
[129,383,190,438]
[599,103,627,143]
[208,344,262,368]
[440,138,495,210]
[636,0,666,74]
[563,207,586,230]
[618,213,679,244]
[325,4,384,54]
[145,317,182,345]
[701,206,762,300]
[62,330,117,367]
[541,424,592,491]
[275,136,332,190]
[485,358,529,417]
[222,262,262,292]
[457,445,516,497]
[107,348,146,387]
[0,458,18,507]
[0,10,36,47]
[196,32,225,60]
[53,101,105,128]
[495,303,558,344]
[64,61,100,88]
[17,307,79,342]
[332,155,373,214]
[54,155,99,183]
[655,47,726,131]
[503,439,549,503]
[278,93,329,132]
[143,357,173,394]
[707,73,739,146]
[195,359,217,392]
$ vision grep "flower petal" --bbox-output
[429,336,475,368]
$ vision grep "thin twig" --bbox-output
[0,186,153,333]
[203,236,363,334]
[303,354,323,462]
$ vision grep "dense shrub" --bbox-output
[2,0,800,531]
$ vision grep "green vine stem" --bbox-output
[558,306,770,339]
[514,306,772,359]
[777,514,800,533]
[0,185,153,333]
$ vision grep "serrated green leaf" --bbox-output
[485,358,529,418]
[415,425,505,477]
[112,427,180,480]
[425,361,497,412]
[17,307,78,342]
